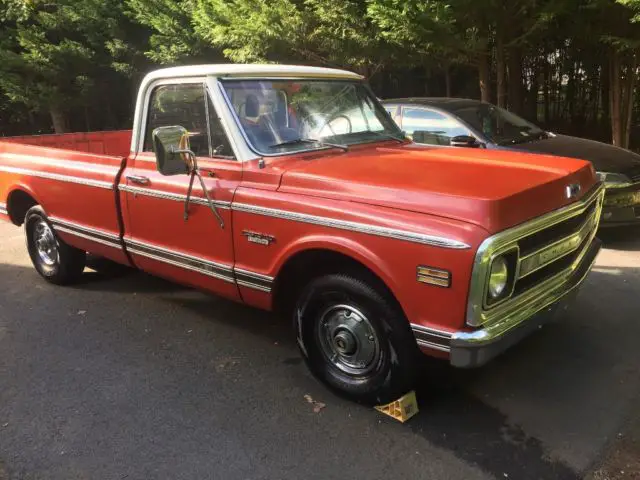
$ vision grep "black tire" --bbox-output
[295,273,420,405]
[25,206,86,285]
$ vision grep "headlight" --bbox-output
[597,172,632,189]
[488,256,509,299]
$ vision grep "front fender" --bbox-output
[271,233,404,304]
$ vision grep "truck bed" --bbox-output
[0,130,132,265]
[3,130,132,157]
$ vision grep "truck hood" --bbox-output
[508,134,640,176]
[278,144,596,234]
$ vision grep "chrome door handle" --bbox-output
[126,175,150,185]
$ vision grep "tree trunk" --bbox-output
[601,59,610,132]
[528,62,539,122]
[496,36,507,108]
[623,53,637,149]
[50,108,68,134]
[478,53,491,102]
[565,63,576,126]
[445,66,452,97]
[507,48,524,114]
[543,58,550,125]
[609,50,623,147]
[27,110,36,130]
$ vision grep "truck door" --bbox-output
[121,82,241,301]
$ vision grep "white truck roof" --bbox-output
[143,64,364,83]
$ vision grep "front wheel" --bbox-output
[25,206,86,285]
[295,273,419,405]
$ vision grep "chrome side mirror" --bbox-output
[151,125,225,228]
[450,135,482,148]
[152,125,193,176]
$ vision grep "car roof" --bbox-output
[382,97,484,112]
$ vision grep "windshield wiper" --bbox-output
[269,138,349,152]
[366,131,406,144]
[499,131,547,146]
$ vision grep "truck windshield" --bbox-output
[220,79,404,155]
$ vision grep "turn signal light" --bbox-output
[417,266,451,288]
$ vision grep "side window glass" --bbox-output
[143,84,209,156]
[402,108,471,146]
[207,96,234,158]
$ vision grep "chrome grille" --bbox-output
[466,183,605,327]
[516,201,600,282]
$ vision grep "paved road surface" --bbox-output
[1,221,639,480]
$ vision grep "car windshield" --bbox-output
[220,79,403,155]
[453,103,546,146]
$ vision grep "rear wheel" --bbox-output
[295,273,419,405]
[25,206,86,285]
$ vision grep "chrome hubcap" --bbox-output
[318,304,380,375]
[33,221,59,266]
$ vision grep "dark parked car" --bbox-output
[383,98,640,227]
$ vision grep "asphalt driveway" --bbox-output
[0,221,639,480]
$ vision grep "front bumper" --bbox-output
[600,187,640,227]
[449,236,601,367]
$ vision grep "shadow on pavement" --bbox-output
[598,226,640,251]
[72,258,185,294]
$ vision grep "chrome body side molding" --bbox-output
[124,238,236,284]
[119,185,231,209]
[0,166,114,190]
[232,203,470,249]
[123,238,275,291]
[117,184,469,249]
[410,324,452,352]
[234,268,274,293]
[50,217,121,248]
[48,217,273,293]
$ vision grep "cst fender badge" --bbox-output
[566,183,582,200]
[242,230,275,246]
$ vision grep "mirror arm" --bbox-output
[172,148,225,228]
[184,170,196,221]
[195,169,225,228]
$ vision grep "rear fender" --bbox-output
[5,183,45,225]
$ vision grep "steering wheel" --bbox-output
[317,114,353,137]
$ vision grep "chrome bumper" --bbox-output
[449,236,601,367]
[600,186,640,226]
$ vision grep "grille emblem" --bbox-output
[565,183,581,200]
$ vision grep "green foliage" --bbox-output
[1,0,640,145]
[126,0,204,64]
[0,0,146,131]
[191,0,389,71]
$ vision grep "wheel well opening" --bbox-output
[7,190,38,226]
[272,249,401,319]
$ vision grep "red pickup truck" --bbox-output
[0,65,604,404]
